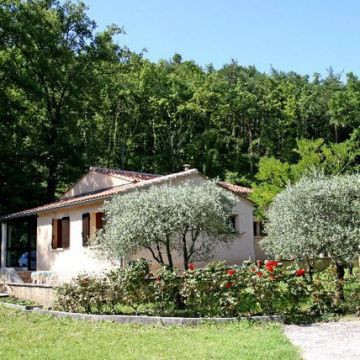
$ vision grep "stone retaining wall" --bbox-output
[6,283,54,307]
[0,301,283,326]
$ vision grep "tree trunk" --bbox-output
[335,262,345,302]
[46,161,58,202]
[165,236,173,271]
[305,258,314,283]
[348,263,354,276]
[182,227,189,270]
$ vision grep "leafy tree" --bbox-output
[98,181,236,270]
[1,0,360,217]
[251,138,360,217]
[0,0,123,209]
[262,174,360,300]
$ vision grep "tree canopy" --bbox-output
[97,181,236,270]
[262,174,360,294]
[1,0,359,215]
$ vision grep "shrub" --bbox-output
[55,273,109,313]
[181,262,248,317]
[102,258,153,313]
[152,267,181,314]
[54,259,358,318]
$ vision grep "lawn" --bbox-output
[0,306,300,360]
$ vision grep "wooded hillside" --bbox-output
[1,0,359,214]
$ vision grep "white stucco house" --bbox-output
[0,166,265,283]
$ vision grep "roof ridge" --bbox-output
[217,181,253,194]
[90,166,160,177]
[0,169,199,221]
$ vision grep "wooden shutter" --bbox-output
[56,219,62,248]
[61,217,70,249]
[82,213,90,247]
[95,212,104,230]
[51,219,56,249]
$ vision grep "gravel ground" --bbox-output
[285,320,360,360]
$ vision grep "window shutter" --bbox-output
[56,219,62,248]
[95,212,104,230]
[61,217,70,249]
[82,213,90,247]
[51,219,57,249]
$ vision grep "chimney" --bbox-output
[183,164,191,171]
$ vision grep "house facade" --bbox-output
[0,167,265,282]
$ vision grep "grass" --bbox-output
[0,296,35,306]
[0,306,300,360]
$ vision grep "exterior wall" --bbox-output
[1,223,6,268]
[62,171,131,199]
[37,202,113,282]
[7,283,54,307]
[254,236,267,260]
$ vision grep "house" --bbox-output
[0,166,265,283]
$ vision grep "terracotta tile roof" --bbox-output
[90,167,159,181]
[0,169,253,221]
[0,169,199,221]
[217,181,253,196]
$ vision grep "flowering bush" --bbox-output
[54,259,359,318]
[244,261,309,315]
[55,273,109,313]
[181,262,248,317]
[152,267,181,313]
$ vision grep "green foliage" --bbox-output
[181,262,247,317]
[1,1,360,216]
[55,273,109,313]
[98,181,236,270]
[54,259,360,318]
[263,174,360,265]
[153,267,181,313]
[251,138,360,217]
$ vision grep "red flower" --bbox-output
[188,263,196,271]
[256,260,263,267]
[256,271,263,278]
[225,282,232,288]
[227,269,236,276]
[295,268,305,277]
[270,274,276,281]
[265,260,279,273]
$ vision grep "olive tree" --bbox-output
[262,174,360,300]
[98,181,236,270]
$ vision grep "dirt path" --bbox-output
[285,320,360,360]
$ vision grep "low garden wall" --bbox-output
[0,301,283,326]
[6,283,54,307]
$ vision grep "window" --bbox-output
[52,217,70,249]
[95,212,104,230]
[82,213,90,247]
[253,221,265,237]
[230,215,237,233]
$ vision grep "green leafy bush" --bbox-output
[153,267,181,314]
[54,259,359,318]
[181,262,248,317]
[55,273,109,313]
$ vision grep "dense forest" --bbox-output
[0,0,359,215]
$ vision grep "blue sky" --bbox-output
[84,0,360,76]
